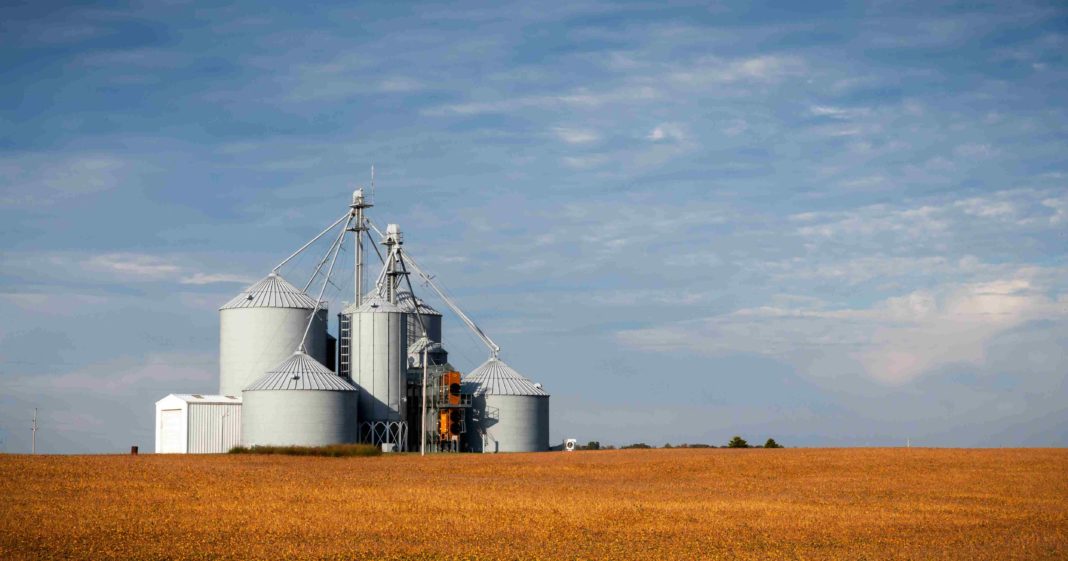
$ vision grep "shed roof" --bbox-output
[462,357,548,397]
[244,351,358,392]
[220,273,320,310]
[160,394,243,405]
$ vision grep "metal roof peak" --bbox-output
[221,273,319,310]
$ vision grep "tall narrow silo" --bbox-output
[349,295,408,423]
[219,273,328,397]
[242,351,359,447]
[464,358,549,453]
[396,291,443,347]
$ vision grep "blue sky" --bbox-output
[1,1,1066,453]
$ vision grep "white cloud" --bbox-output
[424,86,659,116]
[553,127,600,144]
[84,253,181,280]
[617,272,1067,385]
[647,123,686,142]
[809,105,870,119]
[562,155,609,169]
[0,154,129,207]
[791,189,1064,244]
[44,352,216,392]
[667,55,805,86]
[179,273,256,285]
[1042,195,1067,225]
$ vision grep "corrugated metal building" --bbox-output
[155,394,242,454]
[464,358,549,453]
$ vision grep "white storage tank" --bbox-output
[464,358,549,453]
[155,394,242,454]
[242,351,359,447]
[396,291,443,347]
[219,273,328,397]
[348,296,408,423]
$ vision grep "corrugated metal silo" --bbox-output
[396,291,442,347]
[241,351,358,446]
[219,273,328,396]
[348,296,408,422]
[464,358,549,453]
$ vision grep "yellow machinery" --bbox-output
[438,371,465,439]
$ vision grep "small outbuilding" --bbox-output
[155,394,243,454]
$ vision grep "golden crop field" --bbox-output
[1,448,1066,560]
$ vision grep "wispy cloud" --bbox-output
[666,55,806,86]
[553,127,600,144]
[179,273,257,285]
[80,253,253,285]
[423,86,659,116]
[84,253,182,280]
[647,123,686,142]
[0,154,129,207]
[618,271,1067,384]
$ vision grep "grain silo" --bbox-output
[219,273,328,397]
[241,351,358,447]
[464,358,549,453]
[396,291,442,347]
[349,295,409,423]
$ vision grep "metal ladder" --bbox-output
[337,313,351,378]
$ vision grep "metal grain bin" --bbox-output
[347,296,408,423]
[464,358,549,453]
[241,351,358,447]
[219,273,328,397]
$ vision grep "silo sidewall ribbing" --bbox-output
[219,308,327,396]
[241,390,358,447]
[482,394,549,452]
[352,309,407,422]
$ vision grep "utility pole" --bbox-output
[31,408,38,455]
[421,346,428,456]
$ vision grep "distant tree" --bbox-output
[664,443,673,449]
[622,442,652,449]
[764,438,783,449]
[727,436,750,448]
[585,441,600,451]
[688,443,711,449]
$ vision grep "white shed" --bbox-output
[155,394,242,454]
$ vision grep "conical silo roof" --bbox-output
[463,357,548,397]
[221,272,319,310]
[343,294,406,314]
[244,351,358,391]
[396,291,442,316]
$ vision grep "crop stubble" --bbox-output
[0,448,1065,560]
